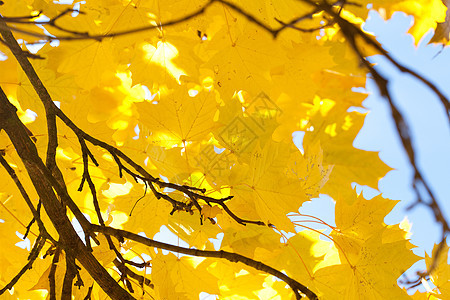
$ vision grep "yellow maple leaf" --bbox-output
[136,84,219,147]
[268,230,330,290]
[312,190,419,298]
[204,20,284,99]
[229,141,308,232]
[342,0,446,42]
[303,102,391,202]
[425,243,450,299]
[151,253,220,299]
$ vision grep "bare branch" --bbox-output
[49,246,61,300]
[0,86,134,300]
[92,224,318,300]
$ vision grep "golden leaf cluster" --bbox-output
[0,0,448,299]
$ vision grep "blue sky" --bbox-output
[299,10,450,270]
[359,11,450,257]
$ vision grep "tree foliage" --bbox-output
[0,0,449,299]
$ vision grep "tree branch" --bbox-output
[48,246,61,300]
[0,86,134,300]
[91,224,318,300]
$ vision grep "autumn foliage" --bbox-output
[0,0,449,299]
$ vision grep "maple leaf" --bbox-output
[229,141,309,232]
[136,84,219,147]
[430,0,450,44]
[343,0,446,42]
[425,243,450,298]
[151,253,220,299]
[313,191,419,299]
[302,101,391,201]
[314,234,418,299]
[205,24,283,99]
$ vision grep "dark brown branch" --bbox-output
[0,2,214,41]
[0,17,94,232]
[76,138,157,269]
[92,224,318,300]
[62,254,78,300]
[112,259,153,289]
[48,246,61,300]
[0,0,346,41]
[23,201,38,239]
[83,285,94,300]
[0,11,42,21]
[0,88,134,300]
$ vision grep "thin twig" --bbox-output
[0,153,56,243]
[0,235,46,295]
